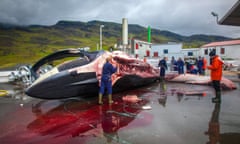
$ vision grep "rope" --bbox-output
[0,90,8,96]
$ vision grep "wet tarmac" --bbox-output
[0,76,240,144]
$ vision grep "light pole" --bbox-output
[100,25,104,50]
[211,11,219,24]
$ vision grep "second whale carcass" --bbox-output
[25,50,160,99]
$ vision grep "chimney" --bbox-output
[122,18,128,45]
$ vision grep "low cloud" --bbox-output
[0,0,239,38]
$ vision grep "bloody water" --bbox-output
[0,81,240,144]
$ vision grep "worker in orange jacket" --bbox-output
[207,50,224,103]
[202,57,207,75]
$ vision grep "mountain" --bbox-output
[0,20,232,68]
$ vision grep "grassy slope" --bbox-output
[0,26,117,69]
[0,21,232,69]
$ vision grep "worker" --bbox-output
[170,56,176,71]
[99,56,118,105]
[202,57,207,75]
[207,50,224,103]
[190,64,198,74]
[158,57,168,82]
[197,56,203,75]
[177,57,184,74]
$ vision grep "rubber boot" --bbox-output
[98,93,103,105]
[212,91,221,103]
[108,94,113,104]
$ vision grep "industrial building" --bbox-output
[200,39,240,61]
[131,39,152,59]
[151,42,183,59]
[116,17,240,68]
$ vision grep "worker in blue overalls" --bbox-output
[177,57,184,74]
[99,56,118,105]
[158,57,168,82]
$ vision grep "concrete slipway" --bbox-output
[0,73,240,144]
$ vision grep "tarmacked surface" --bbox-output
[0,79,240,144]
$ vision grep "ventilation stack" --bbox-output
[122,18,128,52]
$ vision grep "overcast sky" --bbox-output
[0,0,240,38]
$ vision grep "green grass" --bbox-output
[0,21,229,69]
[0,27,117,69]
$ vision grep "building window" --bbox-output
[146,50,150,57]
[163,49,168,54]
[136,43,138,49]
[153,52,158,57]
[220,47,225,54]
[204,49,208,55]
[188,52,193,56]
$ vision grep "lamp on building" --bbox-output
[211,11,219,24]
[100,25,104,50]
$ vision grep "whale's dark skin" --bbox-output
[25,50,160,99]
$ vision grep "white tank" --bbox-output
[122,18,128,45]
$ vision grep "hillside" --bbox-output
[0,20,232,68]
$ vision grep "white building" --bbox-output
[200,39,240,61]
[181,48,200,64]
[131,39,152,59]
[181,48,200,58]
[151,42,184,60]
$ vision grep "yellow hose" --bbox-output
[0,90,8,96]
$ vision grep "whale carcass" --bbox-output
[165,73,237,90]
[25,49,236,99]
[25,50,160,99]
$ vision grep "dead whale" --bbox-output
[25,50,160,99]
[25,49,236,99]
[165,73,237,90]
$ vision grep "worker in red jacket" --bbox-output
[207,50,224,103]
